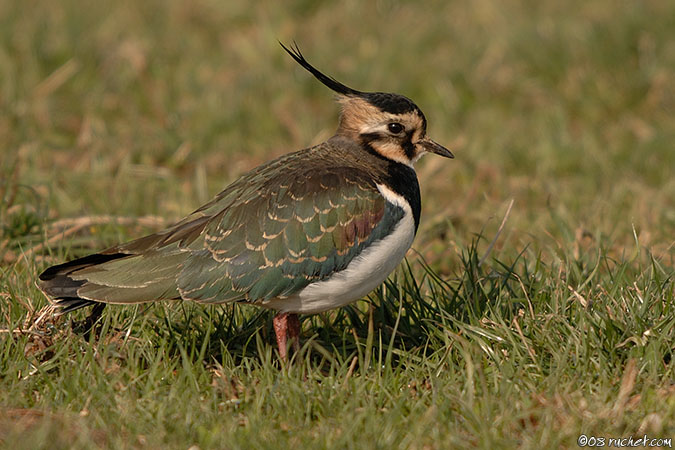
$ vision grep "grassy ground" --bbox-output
[1,0,674,448]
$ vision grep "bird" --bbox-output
[37,42,454,361]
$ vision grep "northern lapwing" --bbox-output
[38,43,454,360]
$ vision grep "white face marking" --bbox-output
[336,96,434,166]
[410,148,429,164]
[376,142,416,167]
[263,184,415,314]
[355,113,426,167]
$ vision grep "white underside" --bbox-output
[265,184,416,314]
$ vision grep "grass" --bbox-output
[1,0,674,448]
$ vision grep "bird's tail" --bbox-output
[38,252,130,313]
[38,248,186,313]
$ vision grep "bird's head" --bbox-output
[281,42,453,167]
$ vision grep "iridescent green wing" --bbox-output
[177,166,405,303]
[43,184,248,306]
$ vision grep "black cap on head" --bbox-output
[364,92,419,115]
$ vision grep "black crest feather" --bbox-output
[280,41,362,97]
[281,42,421,116]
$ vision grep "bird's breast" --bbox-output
[266,183,416,314]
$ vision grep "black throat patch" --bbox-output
[361,142,422,232]
[383,161,421,232]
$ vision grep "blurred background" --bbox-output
[1,0,673,270]
[1,2,674,447]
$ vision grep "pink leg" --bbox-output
[273,312,301,361]
[287,313,301,353]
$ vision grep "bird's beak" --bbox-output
[419,138,454,158]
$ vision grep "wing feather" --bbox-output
[177,167,403,304]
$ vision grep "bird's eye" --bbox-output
[387,123,404,134]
